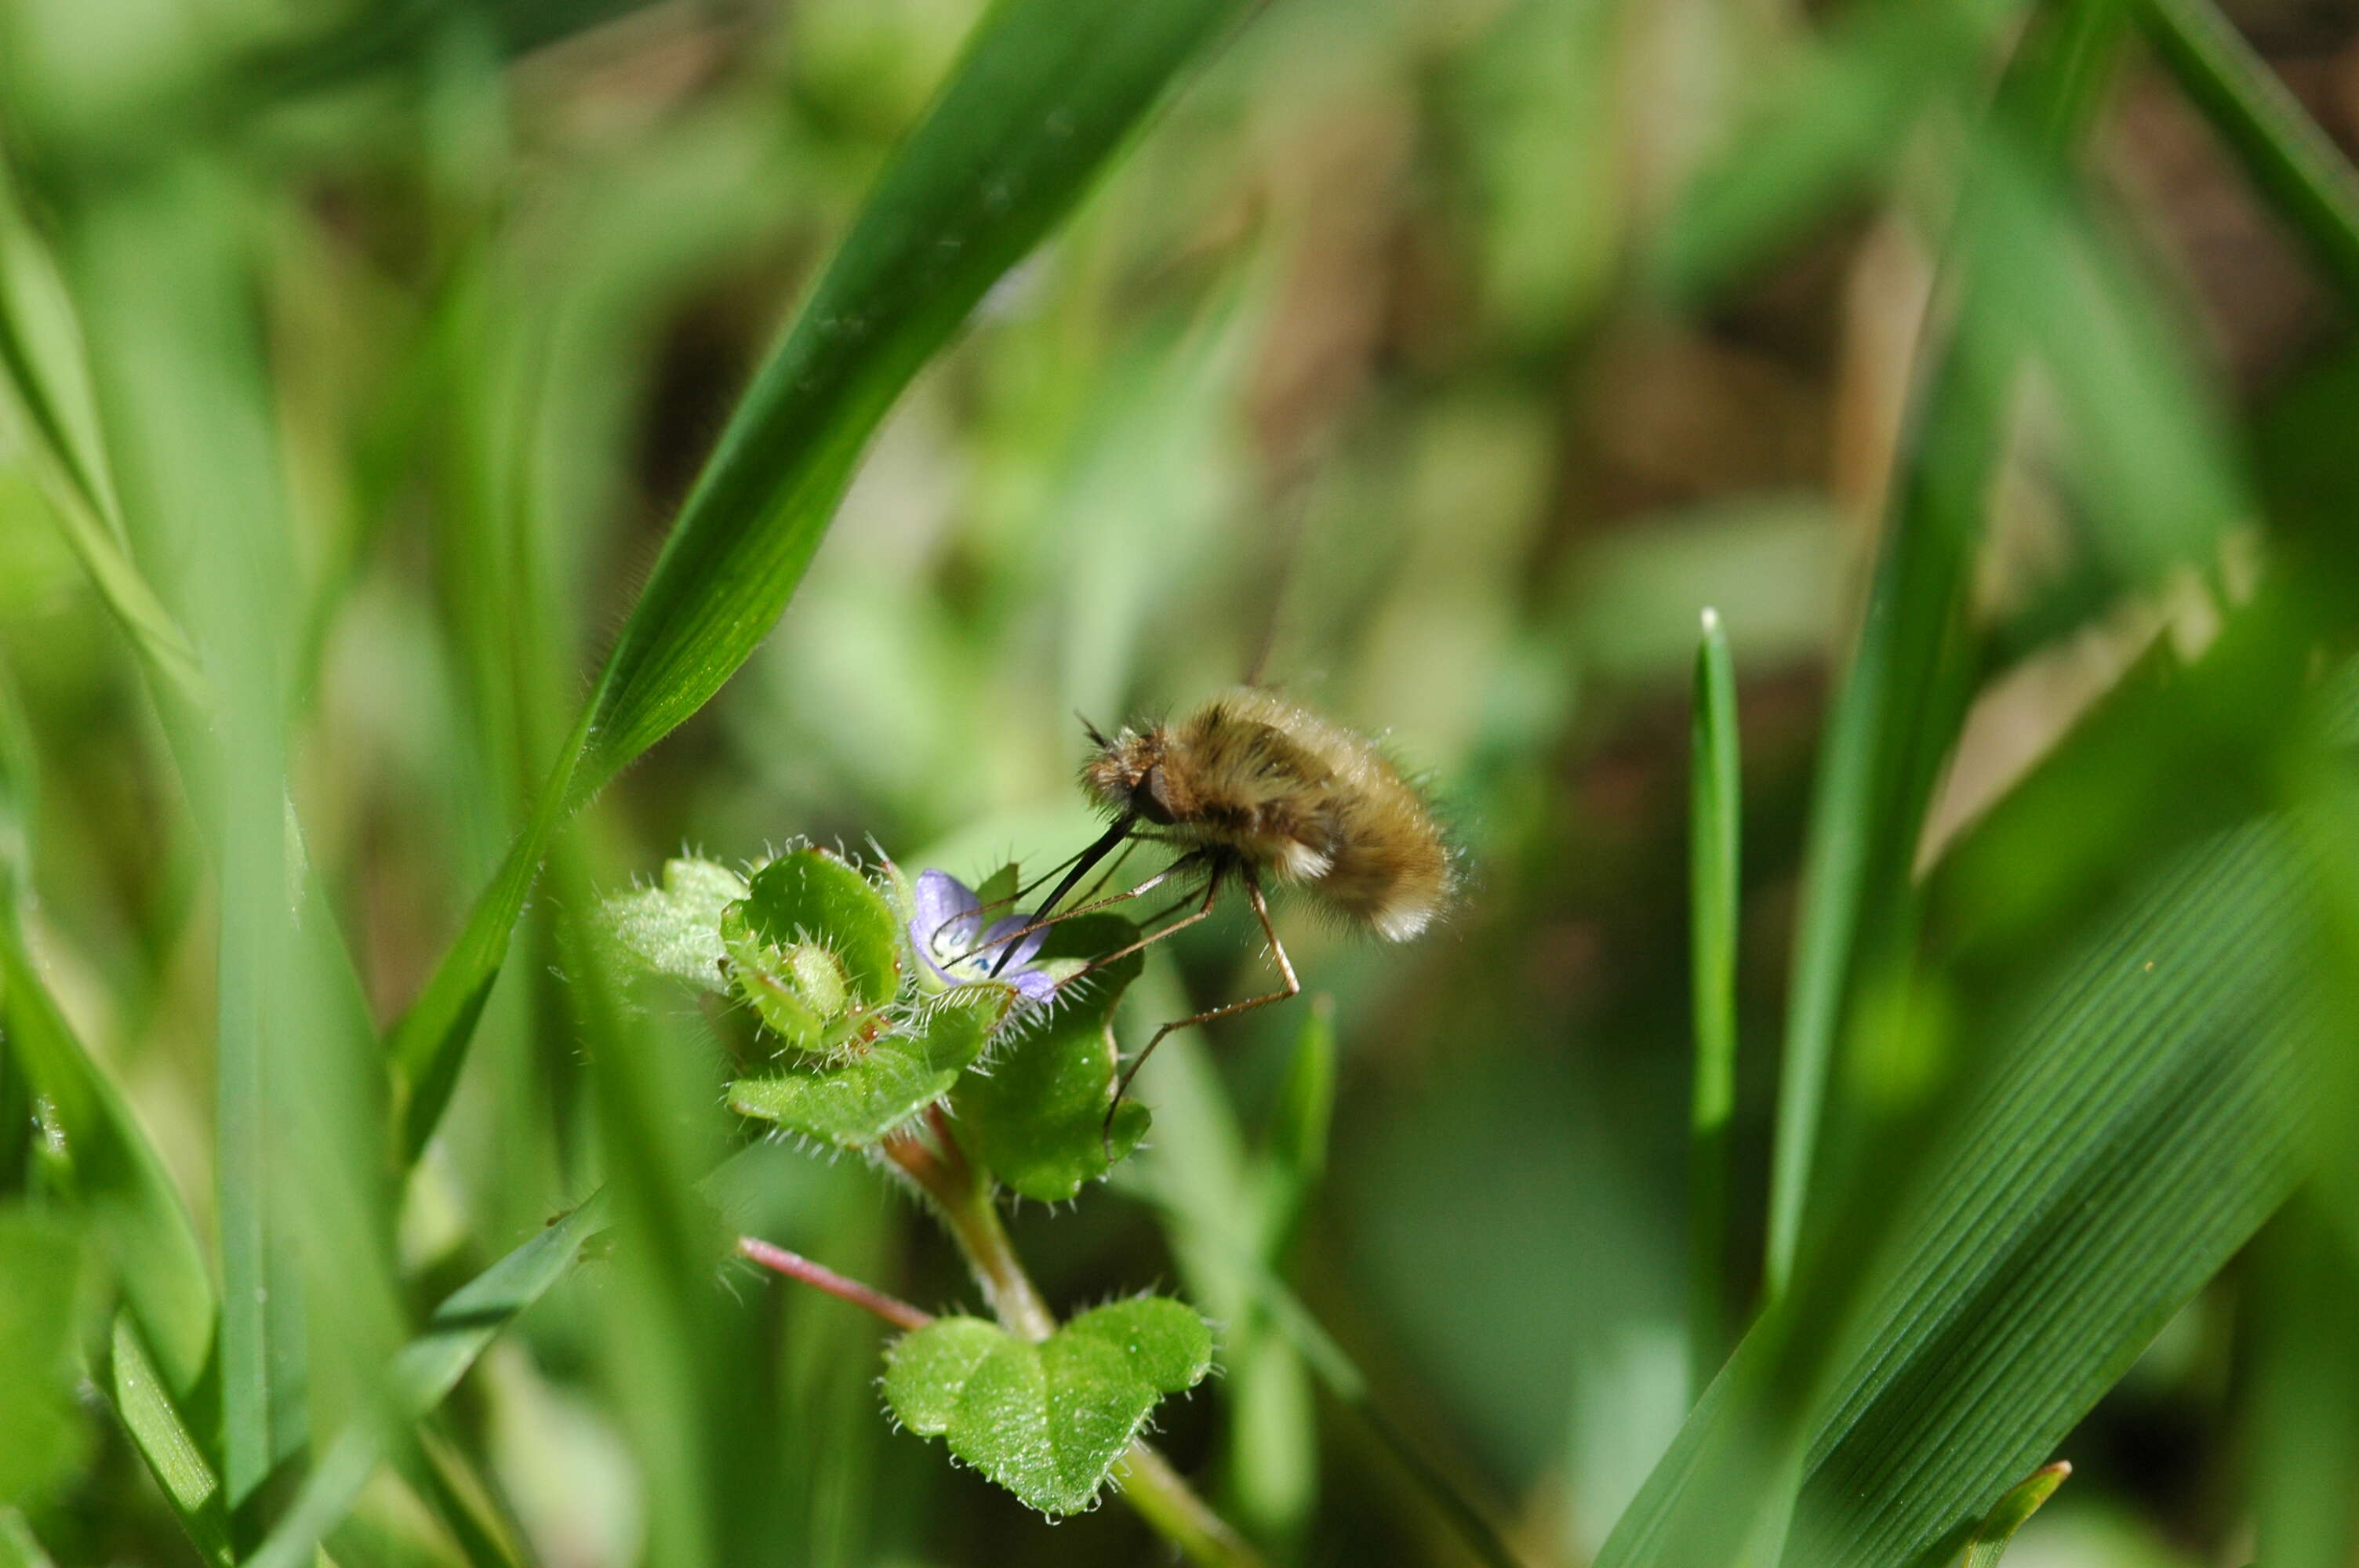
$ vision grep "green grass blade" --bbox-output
[0,1508,58,1568]
[1763,0,2131,1296]
[111,1314,235,1568]
[1688,608,1741,1392]
[0,669,214,1399]
[2139,0,2359,308]
[64,162,402,1538]
[63,166,314,1517]
[390,0,1261,1163]
[2249,1206,2359,1568]
[0,915,216,1396]
[243,1193,612,1568]
[1653,0,2029,300]
[1957,1462,2069,1567]
[1762,328,1995,1298]
[0,169,209,713]
[1599,818,2321,1567]
[567,0,1256,793]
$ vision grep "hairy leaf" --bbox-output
[956,915,1150,1200]
[602,857,747,995]
[882,1298,1212,1515]
[729,986,1008,1147]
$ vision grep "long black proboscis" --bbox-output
[990,814,1135,976]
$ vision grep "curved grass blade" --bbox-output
[1957,1462,2068,1567]
[0,1509,58,1568]
[243,1192,612,1568]
[1688,608,1741,1390]
[391,0,1262,1163]
[1597,818,2321,1568]
[111,1315,234,1568]
[2139,0,2359,309]
[0,670,214,1399]
[1652,0,2030,301]
[0,169,209,713]
[1764,0,2132,1296]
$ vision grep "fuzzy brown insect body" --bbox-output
[994,689,1450,1149]
[1079,688,1451,939]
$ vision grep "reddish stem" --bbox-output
[737,1235,934,1332]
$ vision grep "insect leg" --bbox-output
[1101,867,1302,1153]
[953,851,1206,968]
[1063,866,1223,979]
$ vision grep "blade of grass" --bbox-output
[0,666,214,1399]
[2139,0,2359,308]
[63,160,403,1544]
[1688,608,1741,1393]
[111,1314,235,1568]
[64,164,314,1520]
[390,0,1263,1163]
[1957,1463,2069,1567]
[1598,815,2322,1567]
[1764,0,2132,1296]
[0,1509,57,1568]
[243,1192,612,1568]
[2248,1205,2359,1568]
[0,168,209,713]
[1652,0,2030,300]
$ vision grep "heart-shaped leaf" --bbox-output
[729,986,1009,1146]
[602,857,748,994]
[882,1297,1213,1515]
[956,913,1151,1200]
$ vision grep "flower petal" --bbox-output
[978,913,1047,973]
[914,869,982,952]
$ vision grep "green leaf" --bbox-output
[719,909,840,1051]
[880,1316,1004,1435]
[955,914,1150,1200]
[1595,819,2320,1568]
[0,901,214,1405]
[388,0,1260,1163]
[241,1193,613,1568]
[1688,607,1742,1391]
[729,986,1008,1147]
[881,1298,1212,1516]
[0,1210,88,1504]
[1956,1462,2068,1567]
[738,848,900,1007]
[1261,993,1336,1243]
[722,848,903,1051]
[0,1508,59,1568]
[1653,0,2028,299]
[2139,0,2359,313]
[1764,0,2131,1295]
[602,857,747,994]
[109,1315,234,1568]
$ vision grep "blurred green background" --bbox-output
[6,0,2359,1563]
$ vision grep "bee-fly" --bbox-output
[990,688,1452,1138]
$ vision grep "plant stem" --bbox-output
[737,1236,934,1332]
[1114,1440,1265,1568]
[1688,606,1741,1394]
[883,1116,1267,1568]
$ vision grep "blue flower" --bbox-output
[910,869,1057,1003]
